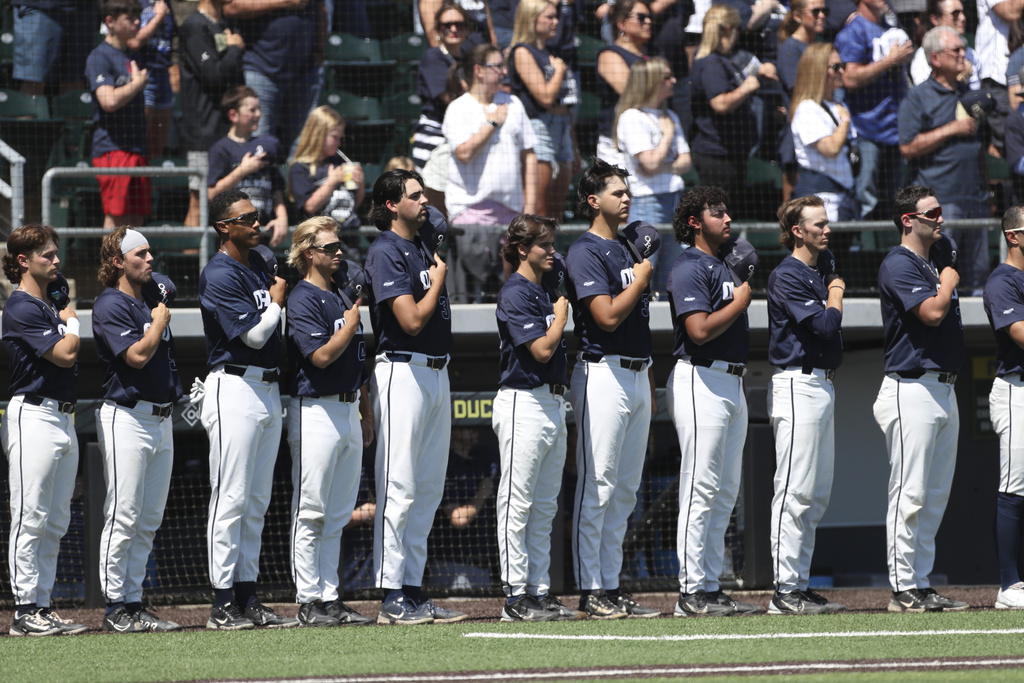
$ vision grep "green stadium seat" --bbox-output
[0,87,51,119]
[325,33,397,98]
[50,90,95,164]
[747,156,783,189]
[322,91,382,120]
[382,32,429,62]
[326,33,383,62]
[575,33,604,64]
[576,91,600,122]
[382,91,423,121]
[988,153,1010,181]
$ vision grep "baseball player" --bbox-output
[983,205,1024,610]
[492,214,581,622]
[285,216,375,627]
[667,186,760,617]
[197,189,298,629]
[766,197,846,615]
[92,227,183,632]
[2,225,87,637]
[566,159,660,619]
[874,185,968,612]
[365,169,466,625]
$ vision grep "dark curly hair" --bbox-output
[98,226,130,288]
[672,186,730,246]
[3,224,59,285]
[777,195,825,251]
[576,158,630,220]
[370,169,424,230]
[502,214,558,265]
[892,185,935,231]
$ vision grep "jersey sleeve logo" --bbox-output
[1005,308,1015,315]
[523,322,534,329]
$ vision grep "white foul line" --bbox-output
[463,627,1024,642]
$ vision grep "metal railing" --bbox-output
[0,138,26,231]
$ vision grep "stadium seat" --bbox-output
[382,91,423,121]
[321,91,382,120]
[575,33,604,63]
[382,32,429,62]
[51,90,95,164]
[149,157,190,222]
[0,87,51,119]
[326,33,383,62]
[325,33,397,98]
[987,153,1010,182]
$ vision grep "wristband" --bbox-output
[64,317,80,337]
[829,285,844,292]
[486,120,499,128]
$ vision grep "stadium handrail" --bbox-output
[0,137,26,230]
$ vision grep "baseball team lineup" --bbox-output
[4,162,1024,635]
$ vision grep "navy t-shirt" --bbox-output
[208,135,284,222]
[766,255,843,370]
[496,273,568,389]
[289,161,359,227]
[417,47,459,123]
[777,37,807,100]
[690,52,758,158]
[286,280,367,397]
[667,246,749,362]
[92,288,183,405]
[1,290,77,402]
[597,45,645,138]
[235,0,320,79]
[86,41,147,157]
[365,230,452,356]
[878,246,964,373]
[198,251,283,369]
[139,0,174,71]
[508,42,578,119]
[565,231,652,358]
[984,263,1024,377]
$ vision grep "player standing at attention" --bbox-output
[983,205,1024,610]
[285,216,375,627]
[93,227,183,632]
[566,159,660,619]
[667,186,760,617]
[766,197,846,615]
[197,189,297,630]
[2,225,88,636]
[365,169,467,625]
[874,185,968,613]
[492,214,581,622]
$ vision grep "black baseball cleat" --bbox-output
[767,591,829,615]
[706,590,762,615]
[920,588,968,611]
[536,594,586,621]
[325,599,374,625]
[244,599,300,628]
[889,588,944,613]
[133,605,182,632]
[298,600,340,627]
[103,605,146,633]
[10,609,62,637]
[611,592,661,618]
[207,602,256,630]
[501,595,559,622]
[674,590,735,617]
[802,589,846,613]
[580,591,628,620]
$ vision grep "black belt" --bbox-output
[549,383,567,396]
[689,356,747,377]
[785,366,837,381]
[582,353,648,372]
[115,400,174,418]
[23,393,76,414]
[385,352,448,370]
[339,391,358,403]
[224,364,279,383]
[896,370,957,384]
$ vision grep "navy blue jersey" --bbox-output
[565,231,652,358]
[86,41,147,157]
[878,246,964,373]
[92,288,183,404]
[207,135,284,222]
[364,230,452,356]
[198,251,282,369]
[767,256,843,370]
[289,161,359,227]
[1,290,77,402]
[286,280,367,397]
[667,247,749,363]
[984,263,1024,377]
[235,0,320,79]
[496,273,568,389]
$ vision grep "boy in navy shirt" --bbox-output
[208,85,288,246]
[86,0,151,229]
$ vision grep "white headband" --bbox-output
[120,229,148,255]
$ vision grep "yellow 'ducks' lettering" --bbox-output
[452,399,493,419]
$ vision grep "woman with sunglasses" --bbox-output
[911,0,979,88]
[420,0,497,49]
[790,43,857,221]
[596,0,652,167]
[509,0,579,219]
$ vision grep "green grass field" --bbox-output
[7,610,1024,682]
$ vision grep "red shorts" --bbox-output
[93,150,152,218]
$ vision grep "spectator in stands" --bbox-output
[614,57,690,291]
[87,0,152,230]
[208,86,288,247]
[900,27,990,291]
[651,0,695,132]
[910,0,978,89]
[385,156,416,171]
[12,0,93,97]
[509,0,579,219]
[443,44,537,300]
[790,43,857,221]
[179,0,246,227]
[225,0,326,156]
[690,4,774,204]
[835,0,912,220]
[1006,67,1024,202]
[128,0,174,159]
[976,0,1015,155]
[288,106,365,255]
[596,0,652,168]
[423,64,469,219]
[412,2,471,173]
[420,0,497,49]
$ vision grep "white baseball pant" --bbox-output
[287,396,362,604]
[97,401,174,604]
[873,373,959,592]
[668,360,747,594]
[3,396,78,607]
[492,386,567,598]
[767,369,835,593]
[570,356,651,592]
[990,375,1024,496]
[201,367,283,589]
[372,354,452,590]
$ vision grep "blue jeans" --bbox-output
[854,138,904,220]
[630,192,682,295]
[944,200,991,291]
[245,66,323,157]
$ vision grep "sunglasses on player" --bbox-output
[902,206,943,221]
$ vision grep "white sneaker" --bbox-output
[995,582,1024,609]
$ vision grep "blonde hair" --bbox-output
[291,106,345,171]
[789,42,834,121]
[511,0,555,49]
[287,216,339,275]
[696,5,740,60]
[613,57,671,147]
[385,155,415,172]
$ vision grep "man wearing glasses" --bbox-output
[873,185,968,613]
[899,26,990,294]
[197,189,296,630]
